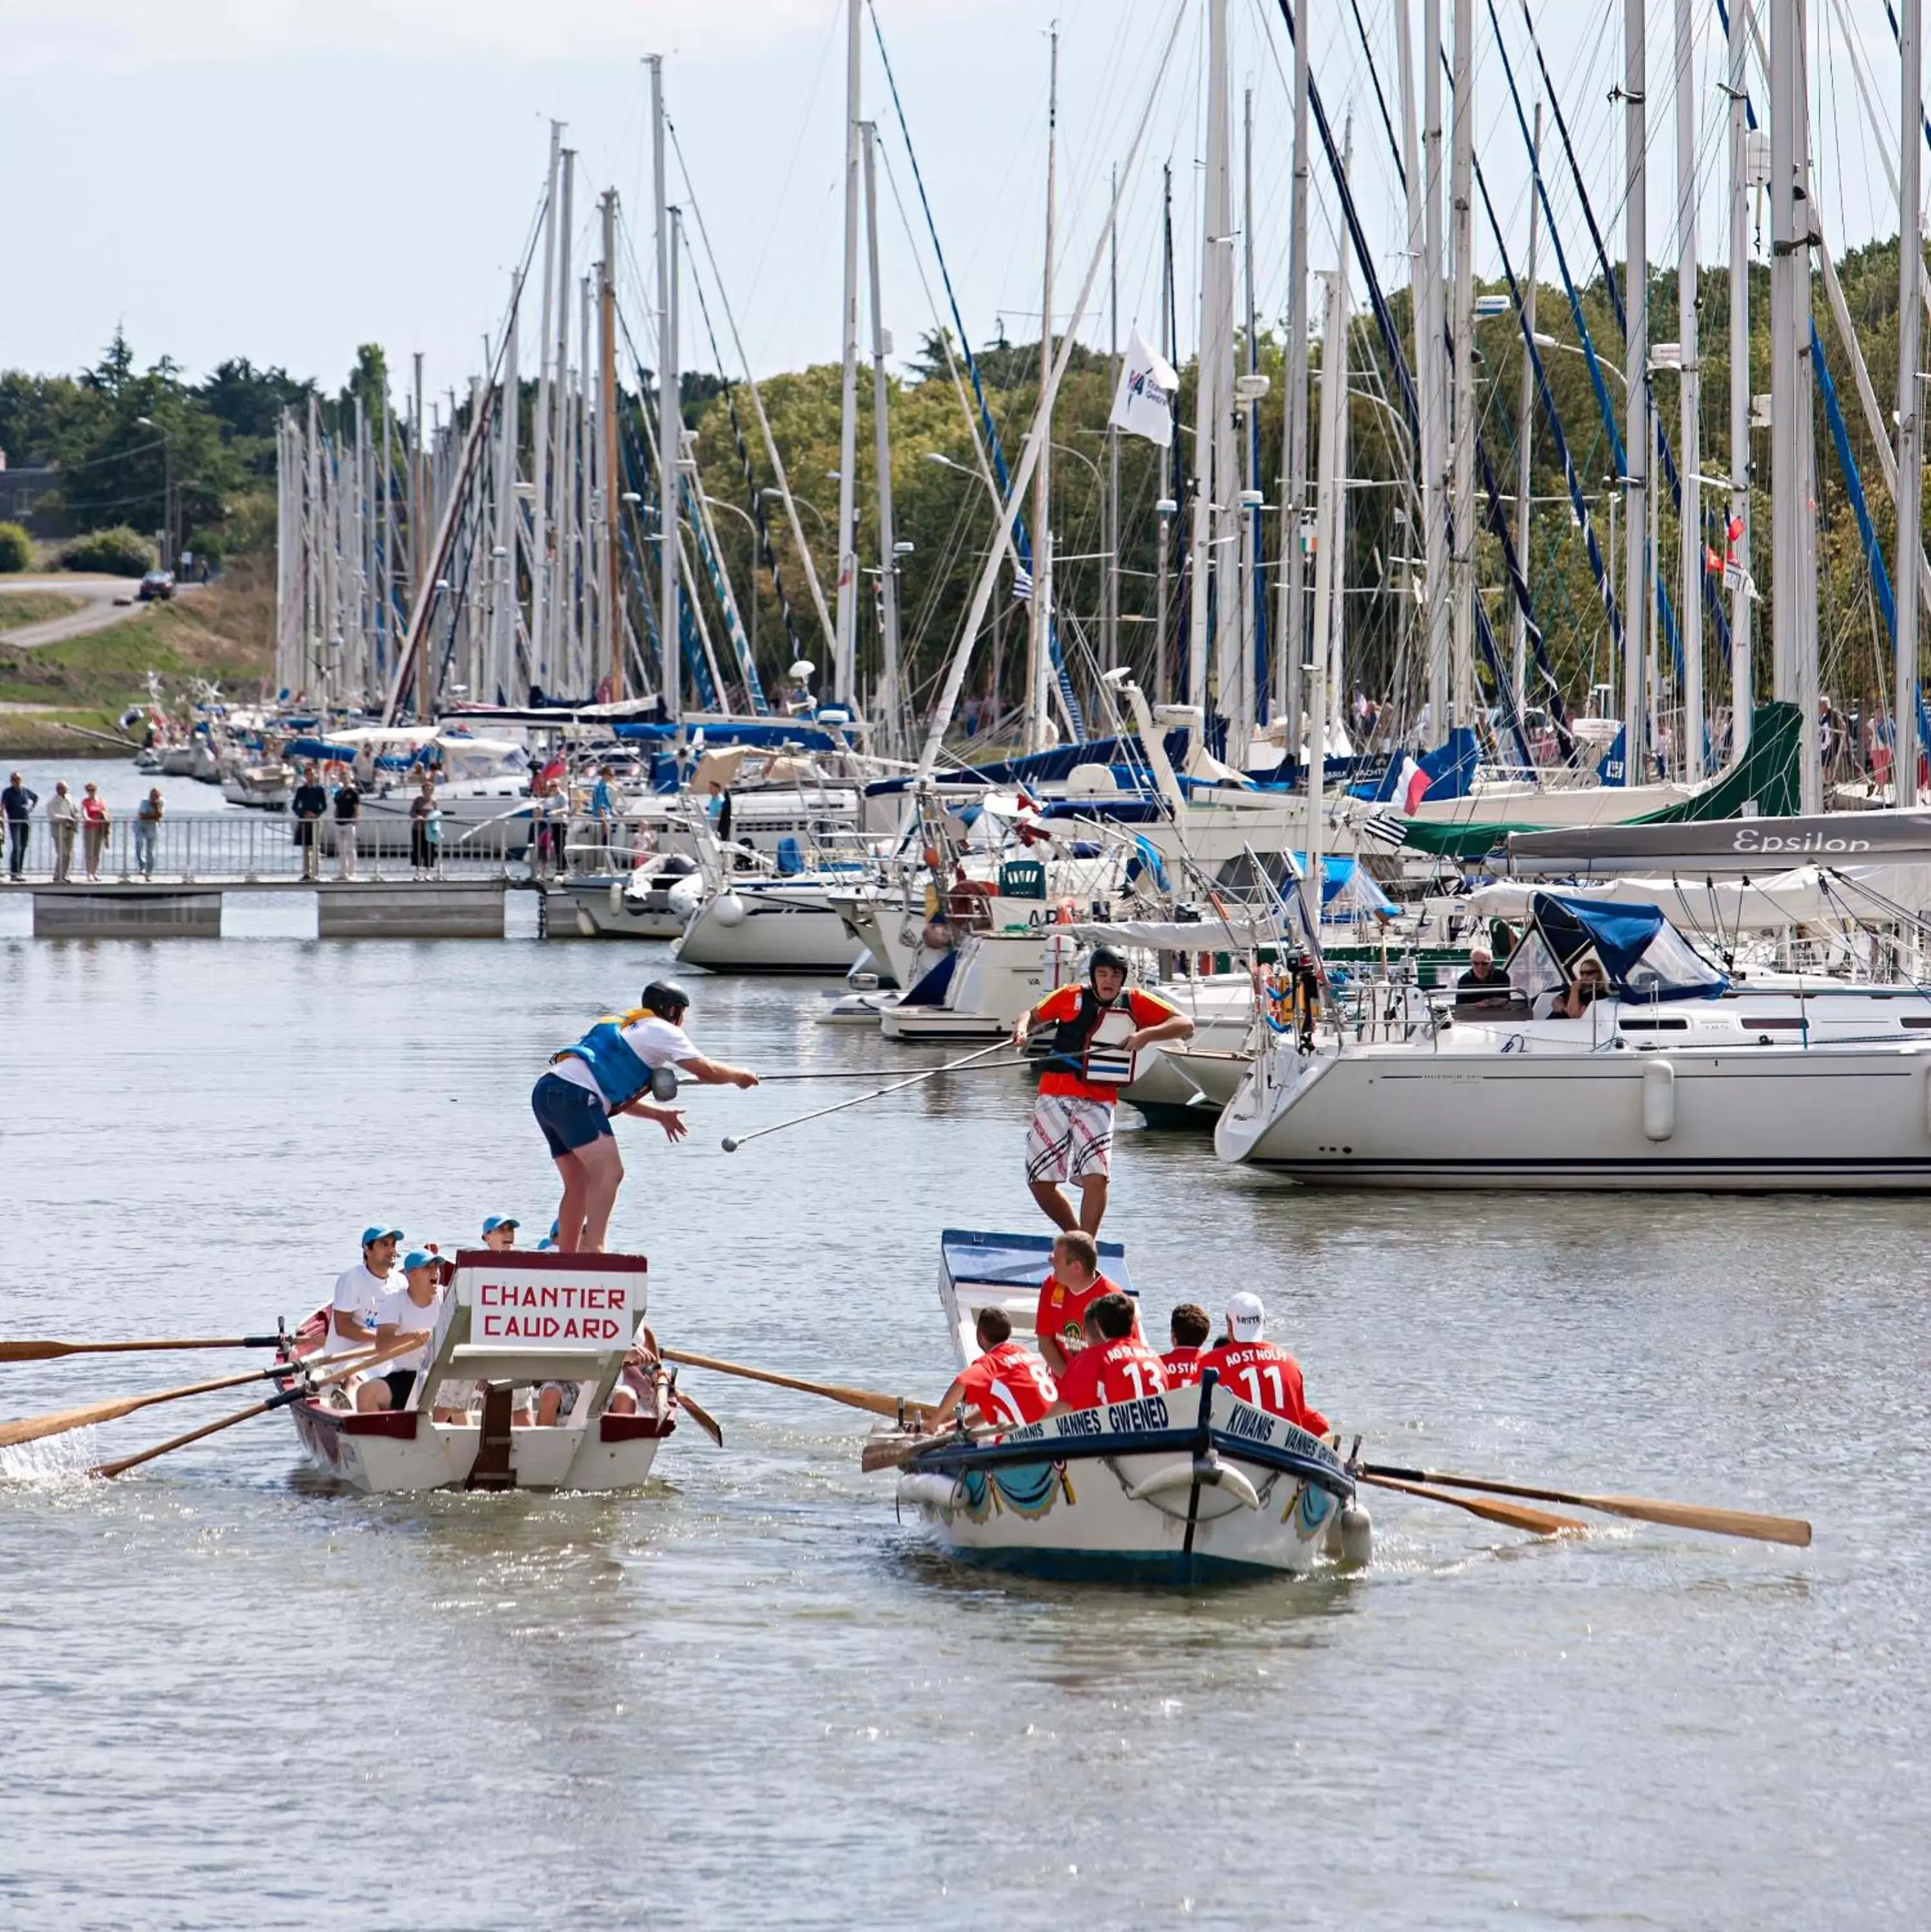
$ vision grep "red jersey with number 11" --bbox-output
[1198,1340,1327,1435]
[1053,1337,1168,1413]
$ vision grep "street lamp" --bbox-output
[703,494,762,669]
[761,487,829,538]
[134,416,173,571]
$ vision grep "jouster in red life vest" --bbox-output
[956,1339,1057,1427]
[1198,1339,1327,1435]
[1159,1346,1204,1388]
[1054,1337,1168,1412]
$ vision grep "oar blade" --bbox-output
[1594,1495,1813,1548]
[0,1367,269,1450]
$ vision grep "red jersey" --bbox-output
[1160,1347,1204,1388]
[1027,982,1181,1104]
[1198,1340,1327,1436]
[1033,1272,1136,1356]
[1053,1336,1168,1413]
[956,1339,1057,1427]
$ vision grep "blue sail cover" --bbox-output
[1529,893,1728,1001]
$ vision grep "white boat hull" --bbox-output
[285,1398,672,1493]
[674,883,868,974]
[895,1380,1353,1582]
[1215,1032,1931,1189]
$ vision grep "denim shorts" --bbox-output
[531,1070,613,1158]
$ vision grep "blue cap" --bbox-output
[401,1249,435,1273]
[482,1215,519,1236]
[361,1226,403,1248]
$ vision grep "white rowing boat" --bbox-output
[278,1249,672,1492]
[884,1231,1368,1583]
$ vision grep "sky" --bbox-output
[0,0,1917,408]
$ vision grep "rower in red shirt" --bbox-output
[1050,1293,1168,1414]
[1197,1292,1329,1436]
[927,1307,1058,1430]
[1032,1229,1139,1377]
[1160,1301,1211,1388]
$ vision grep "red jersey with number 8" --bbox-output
[1052,1337,1168,1413]
[1197,1340,1327,1435]
[956,1339,1058,1427]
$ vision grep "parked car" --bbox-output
[137,569,175,601]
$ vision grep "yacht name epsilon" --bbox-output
[474,1279,630,1343]
[1730,828,1872,854]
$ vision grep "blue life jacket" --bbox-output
[553,1010,652,1109]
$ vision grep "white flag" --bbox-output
[1108,325,1180,448]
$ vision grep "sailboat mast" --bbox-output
[1240,86,1260,751]
[530,125,561,692]
[1188,0,1233,757]
[1449,0,1476,734]
[1157,162,1174,710]
[834,0,863,712]
[1106,162,1120,677]
[1422,0,1449,743]
[1281,5,1312,748]
[1514,102,1541,718]
[861,120,902,757]
[1728,1,1753,761]
[650,59,680,720]
[1027,23,1059,755]
[601,191,622,701]
[1899,0,1923,807]
[1623,1,1649,786]
[1769,0,1811,804]
[1677,0,1702,781]
[1308,261,1349,918]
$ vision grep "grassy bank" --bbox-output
[0,565,271,756]
[0,592,87,635]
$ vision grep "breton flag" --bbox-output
[1108,325,1181,448]
[1011,564,1033,603]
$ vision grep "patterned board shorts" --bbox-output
[1025,1092,1116,1184]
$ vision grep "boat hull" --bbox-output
[895,1381,1351,1582]
[674,885,867,974]
[285,1399,672,1493]
[1215,1038,1931,1190]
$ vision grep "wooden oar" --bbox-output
[0,1349,371,1451]
[1359,1471,1586,1535]
[1,1332,284,1365]
[661,1348,934,1428]
[1363,1461,1811,1548]
[860,1420,1009,1474]
[672,1387,724,1448]
[90,1343,407,1481]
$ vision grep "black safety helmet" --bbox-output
[1089,945,1130,979]
[641,978,692,1019]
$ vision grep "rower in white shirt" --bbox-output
[330,1226,401,1364]
[363,1249,462,1419]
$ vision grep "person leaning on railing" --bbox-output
[135,788,163,879]
[2,772,36,880]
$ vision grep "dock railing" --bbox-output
[1,814,528,886]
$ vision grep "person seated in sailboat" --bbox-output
[1032,1230,1139,1377]
[1160,1303,1212,1388]
[927,1307,1059,1434]
[1047,1293,1168,1416]
[1013,945,1194,1236]
[1197,1293,1328,1438]
[1537,956,1608,1021]
[1454,943,1513,1012]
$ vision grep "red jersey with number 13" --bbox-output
[1053,1337,1168,1413]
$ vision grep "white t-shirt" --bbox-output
[372,1283,444,1374]
[550,1014,698,1110]
[328,1263,392,1357]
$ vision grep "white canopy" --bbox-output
[1463,865,1931,934]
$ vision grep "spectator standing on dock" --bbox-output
[409,779,440,880]
[291,762,327,882]
[589,765,618,849]
[135,788,163,878]
[332,768,362,880]
[79,782,111,880]
[3,772,36,879]
[46,780,79,884]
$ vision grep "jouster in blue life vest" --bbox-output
[553,1011,656,1110]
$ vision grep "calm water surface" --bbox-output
[1,924,1926,1929]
